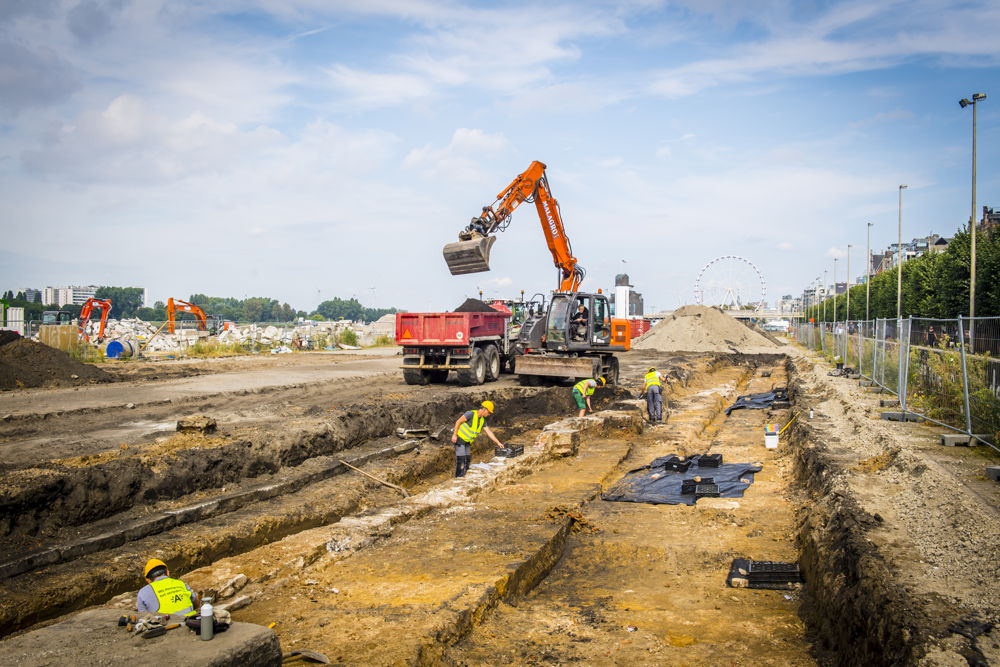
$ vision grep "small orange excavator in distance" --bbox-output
[78,298,112,342]
[166,298,209,334]
[443,160,629,385]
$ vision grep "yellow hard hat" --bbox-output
[598,377,606,386]
[143,558,167,578]
[481,400,495,413]
[648,367,656,372]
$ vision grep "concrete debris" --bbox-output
[69,317,394,355]
[177,415,217,433]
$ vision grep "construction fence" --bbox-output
[792,317,1000,451]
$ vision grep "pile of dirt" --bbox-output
[453,298,500,313]
[633,305,777,352]
[0,339,112,390]
[0,331,21,347]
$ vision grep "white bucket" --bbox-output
[764,433,779,449]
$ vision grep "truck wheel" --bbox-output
[484,345,501,382]
[428,369,449,383]
[403,369,429,385]
[457,348,487,386]
[606,357,620,385]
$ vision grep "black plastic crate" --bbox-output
[697,454,722,468]
[495,444,524,458]
[662,456,692,473]
[727,558,803,589]
[681,477,714,494]
[694,483,720,498]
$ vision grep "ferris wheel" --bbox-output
[693,255,767,310]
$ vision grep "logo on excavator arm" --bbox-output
[541,199,560,241]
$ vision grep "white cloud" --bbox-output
[324,64,433,109]
[404,128,511,182]
[826,247,847,258]
[777,242,793,250]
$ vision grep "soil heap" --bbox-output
[632,305,777,352]
[0,337,112,390]
[453,298,500,313]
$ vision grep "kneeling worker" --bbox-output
[137,558,200,617]
[451,400,504,477]
[572,377,605,417]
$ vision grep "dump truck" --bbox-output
[396,309,514,386]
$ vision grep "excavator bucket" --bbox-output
[443,236,497,275]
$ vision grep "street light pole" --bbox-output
[960,92,986,351]
[833,257,838,322]
[866,222,873,322]
[823,269,828,323]
[897,184,908,321]
[846,244,852,323]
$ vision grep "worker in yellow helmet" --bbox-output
[571,377,606,418]
[451,400,504,477]
[137,558,200,617]
[643,367,667,424]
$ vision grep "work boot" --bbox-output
[462,455,472,476]
[455,458,465,478]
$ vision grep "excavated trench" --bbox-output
[0,351,975,665]
[0,383,635,638]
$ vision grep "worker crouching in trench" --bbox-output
[451,400,504,477]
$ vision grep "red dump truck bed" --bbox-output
[395,311,507,345]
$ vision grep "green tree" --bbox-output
[94,286,146,319]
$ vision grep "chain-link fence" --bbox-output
[793,316,1000,451]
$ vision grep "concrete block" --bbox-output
[986,466,1000,482]
[880,411,923,423]
[940,434,972,447]
[879,399,900,408]
[0,608,282,666]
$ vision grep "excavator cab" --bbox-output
[443,231,496,275]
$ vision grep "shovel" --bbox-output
[283,649,331,663]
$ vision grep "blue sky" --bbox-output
[1,0,997,314]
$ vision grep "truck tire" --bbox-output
[457,348,486,386]
[428,369,449,383]
[403,369,429,385]
[606,357,620,385]
[484,345,501,382]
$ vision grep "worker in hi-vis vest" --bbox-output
[643,367,667,424]
[137,558,200,616]
[451,400,504,478]
[571,377,605,418]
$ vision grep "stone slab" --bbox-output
[0,608,281,666]
[986,466,1000,482]
[879,399,900,408]
[880,411,923,422]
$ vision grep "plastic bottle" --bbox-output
[200,598,214,641]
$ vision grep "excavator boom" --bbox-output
[166,298,209,334]
[443,160,583,292]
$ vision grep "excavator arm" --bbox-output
[166,298,209,334]
[78,298,112,342]
[443,160,585,292]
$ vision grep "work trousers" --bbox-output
[454,442,472,477]
[646,385,663,422]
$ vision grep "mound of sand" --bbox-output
[632,305,777,352]
[0,338,112,390]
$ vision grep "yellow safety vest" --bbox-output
[150,577,197,616]
[644,371,662,389]
[573,379,596,396]
[457,411,485,443]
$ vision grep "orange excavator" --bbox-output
[443,160,629,385]
[166,298,209,334]
[78,298,112,342]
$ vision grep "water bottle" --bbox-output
[200,598,214,641]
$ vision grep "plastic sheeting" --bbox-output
[724,388,789,415]
[601,454,763,506]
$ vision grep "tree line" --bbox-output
[806,224,1000,322]
[1,288,397,324]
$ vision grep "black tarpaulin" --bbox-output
[601,454,762,506]
[724,388,789,415]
